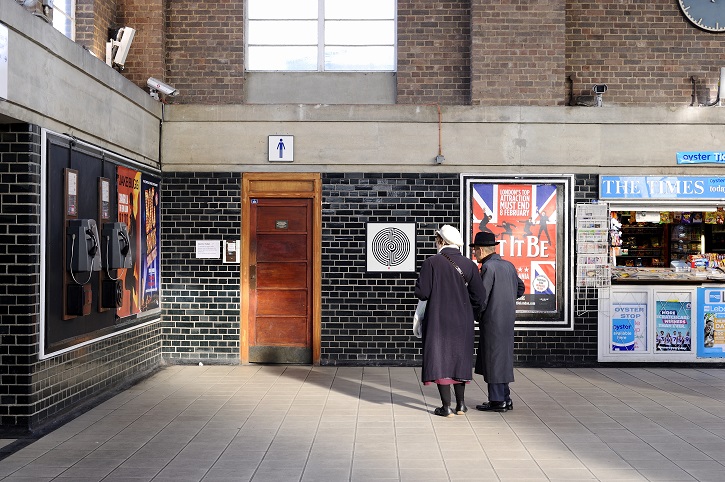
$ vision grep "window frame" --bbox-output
[245,0,397,73]
[52,0,76,41]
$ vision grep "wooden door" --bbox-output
[248,198,312,364]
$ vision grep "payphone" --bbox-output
[100,222,132,308]
[66,219,101,316]
[67,219,102,274]
[101,222,132,270]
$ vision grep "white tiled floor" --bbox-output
[2,366,725,481]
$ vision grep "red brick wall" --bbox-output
[75,0,117,59]
[471,0,566,106]
[396,1,471,105]
[166,1,245,104]
[566,1,723,106]
[71,1,725,106]
[116,0,165,89]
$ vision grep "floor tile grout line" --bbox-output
[119,365,261,482]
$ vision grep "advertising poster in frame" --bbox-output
[140,175,160,312]
[654,294,692,353]
[697,287,725,358]
[462,175,573,329]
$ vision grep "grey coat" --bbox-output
[415,247,485,383]
[474,253,525,383]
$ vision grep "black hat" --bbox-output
[469,231,500,247]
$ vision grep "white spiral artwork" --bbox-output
[366,223,415,272]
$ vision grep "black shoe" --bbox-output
[455,403,468,415]
[506,399,513,411]
[434,406,455,417]
[475,401,507,412]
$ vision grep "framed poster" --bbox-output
[697,287,725,358]
[366,223,416,272]
[654,292,692,353]
[462,175,573,330]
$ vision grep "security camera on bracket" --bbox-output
[147,77,179,101]
[106,27,136,70]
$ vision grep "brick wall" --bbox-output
[320,173,458,364]
[160,173,241,362]
[75,0,117,58]
[77,1,725,106]
[0,124,164,432]
[166,1,245,104]
[515,174,600,365]
[0,124,41,430]
[471,0,566,106]
[566,1,723,106]
[397,1,471,105]
[117,0,165,88]
[320,173,599,366]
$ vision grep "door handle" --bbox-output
[250,265,256,289]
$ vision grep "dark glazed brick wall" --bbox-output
[0,125,162,432]
[514,174,600,366]
[0,124,41,430]
[161,172,241,363]
[320,173,459,365]
[320,173,600,366]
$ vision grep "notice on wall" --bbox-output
[196,240,221,259]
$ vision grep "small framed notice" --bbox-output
[195,240,221,259]
[223,240,240,264]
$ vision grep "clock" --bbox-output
[678,0,725,32]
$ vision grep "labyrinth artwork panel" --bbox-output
[366,223,416,272]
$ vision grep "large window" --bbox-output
[52,0,75,40]
[247,0,395,72]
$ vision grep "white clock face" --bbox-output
[679,0,725,32]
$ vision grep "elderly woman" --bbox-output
[414,225,485,417]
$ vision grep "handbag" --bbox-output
[412,300,427,338]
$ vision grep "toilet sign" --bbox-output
[268,135,294,162]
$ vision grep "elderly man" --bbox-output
[470,230,525,412]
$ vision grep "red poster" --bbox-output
[471,183,558,313]
[116,166,141,318]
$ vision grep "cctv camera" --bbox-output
[592,84,608,94]
[147,77,179,97]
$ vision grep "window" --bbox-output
[247,0,395,72]
[52,0,75,40]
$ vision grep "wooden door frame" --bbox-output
[241,173,322,365]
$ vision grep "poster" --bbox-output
[655,298,692,352]
[611,302,647,351]
[141,176,160,312]
[470,182,558,312]
[697,287,725,358]
[463,175,572,329]
[116,166,141,318]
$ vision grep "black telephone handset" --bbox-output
[119,230,130,256]
[86,228,99,257]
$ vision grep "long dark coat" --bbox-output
[474,253,525,383]
[415,247,485,383]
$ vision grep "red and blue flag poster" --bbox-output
[471,182,558,313]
